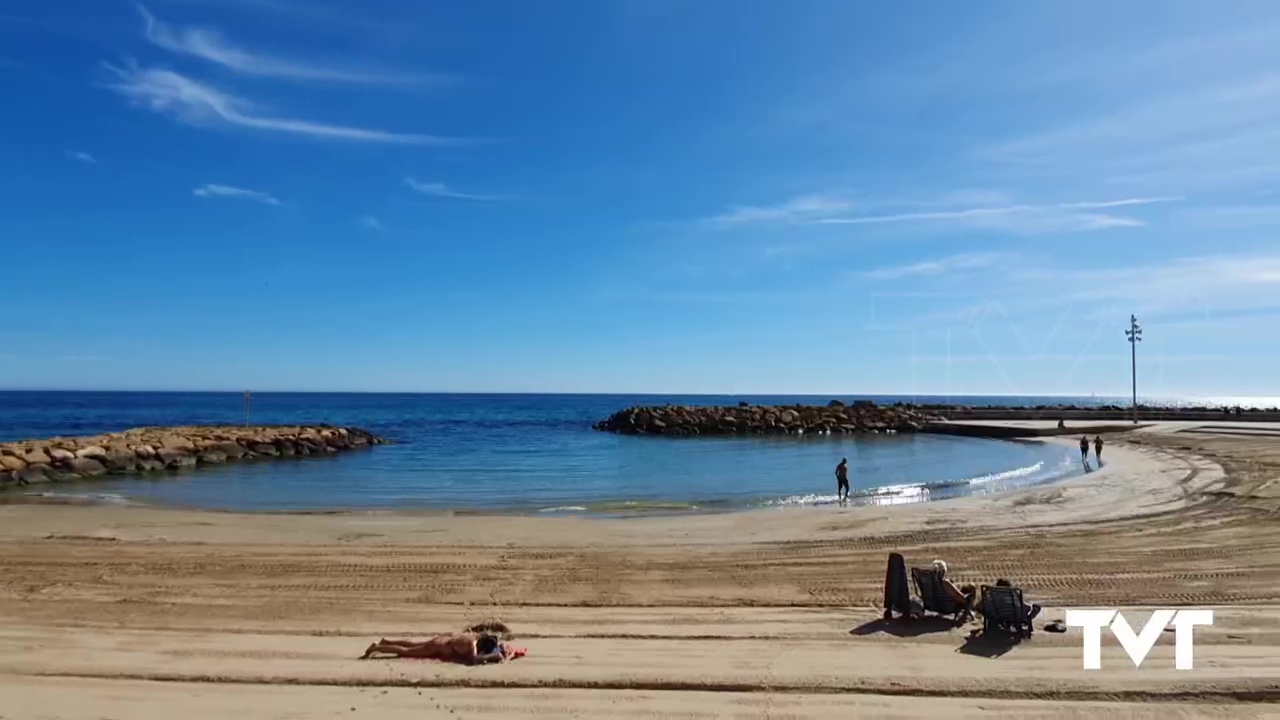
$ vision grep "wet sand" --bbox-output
[2,430,1278,718]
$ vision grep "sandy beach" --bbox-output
[2,426,1278,718]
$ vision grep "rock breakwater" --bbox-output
[593,401,939,436]
[0,425,386,488]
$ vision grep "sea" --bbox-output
[0,391,1269,515]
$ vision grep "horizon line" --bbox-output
[0,388,1269,399]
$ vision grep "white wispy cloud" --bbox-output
[1056,197,1183,209]
[810,11,1280,200]
[979,67,1280,194]
[101,63,461,144]
[404,177,501,201]
[66,150,96,164]
[1057,253,1280,316]
[815,197,1176,234]
[193,183,281,205]
[863,252,1006,280]
[934,189,1013,207]
[707,193,852,224]
[360,215,385,230]
[136,5,438,86]
[987,75,1280,163]
[902,251,1280,320]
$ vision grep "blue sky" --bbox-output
[3,0,1280,396]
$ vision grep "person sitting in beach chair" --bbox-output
[979,578,1040,638]
[911,560,975,623]
[360,632,524,664]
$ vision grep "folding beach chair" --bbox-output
[979,584,1034,638]
[882,552,912,620]
[910,566,973,624]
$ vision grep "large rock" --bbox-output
[22,449,44,465]
[0,455,27,473]
[197,449,228,465]
[250,443,279,457]
[70,457,107,477]
[157,448,196,469]
[101,448,138,473]
[157,435,196,452]
[48,448,75,465]
[75,445,108,460]
[133,444,157,459]
[213,441,247,459]
[18,464,50,485]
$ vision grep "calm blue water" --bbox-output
[0,391,1176,513]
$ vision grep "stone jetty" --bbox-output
[593,401,939,437]
[0,425,387,488]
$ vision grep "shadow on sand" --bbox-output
[956,628,1025,659]
[852,617,1030,659]
[850,616,962,638]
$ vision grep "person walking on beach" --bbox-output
[1094,435,1104,463]
[1079,436,1090,465]
[835,458,850,502]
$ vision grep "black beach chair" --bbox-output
[979,584,1034,638]
[882,552,912,620]
[910,566,974,624]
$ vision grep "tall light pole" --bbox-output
[1125,315,1142,423]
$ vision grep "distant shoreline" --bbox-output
[1,388,1278,406]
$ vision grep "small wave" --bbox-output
[764,493,844,507]
[23,492,132,506]
[763,489,930,508]
[867,461,1046,496]
[539,500,720,514]
[763,459,1057,508]
[585,500,702,513]
[958,461,1044,486]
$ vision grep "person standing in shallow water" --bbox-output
[1094,435,1104,463]
[835,458,850,502]
[1079,436,1090,465]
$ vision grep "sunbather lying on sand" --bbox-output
[360,632,525,664]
